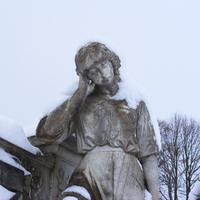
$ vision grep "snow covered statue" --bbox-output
[36,42,160,200]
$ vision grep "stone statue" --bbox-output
[36,42,159,200]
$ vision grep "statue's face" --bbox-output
[87,60,115,85]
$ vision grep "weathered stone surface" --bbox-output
[0,134,83,200]
[29,135,83,199]
[0,42,160,200]
[0,137,55,200]
[0,160,24,192]
[36,42,160,200]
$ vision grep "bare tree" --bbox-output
[158,116,183,200]
[180,116,200,200]
[158,114,200,200]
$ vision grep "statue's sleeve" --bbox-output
[136,101,158,159]
[36,98,75,144]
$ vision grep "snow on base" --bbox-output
[63,197,78,200]
[189,178,200,200]
[0,185,16,200]
[0,148,30,175]
[62,186,152,200]
[62,185,91,200]
[0,115,40,154]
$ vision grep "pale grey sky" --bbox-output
[0,0,200,126]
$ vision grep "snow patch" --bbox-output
[43,93,70,116]
[43,81,78,116]
[145,189,152,200]
[24,122,39,137]
[0,185,16,200]
[0,148,30,175]
[23,82,78,137]
[0,115,40,154]
[62,185,91,200]
[63,197,78,200]
[189,177,200,200]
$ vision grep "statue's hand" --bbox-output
[79,73,95,96]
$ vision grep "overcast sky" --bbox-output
[0,0,200,127]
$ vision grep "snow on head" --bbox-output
[0,115,40,154]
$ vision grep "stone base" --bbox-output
[0,135,82,200]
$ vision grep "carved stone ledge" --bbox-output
[0,137,55,169]
[0,137,55,199]
[0,135,84,199]
[0,160,24,192]
[57,168,70,192]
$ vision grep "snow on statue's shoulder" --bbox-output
[43,80,79,116]
[24,81,79,137]
[111,79,161,150]
[0,115,40,154]
[111,79,145,109]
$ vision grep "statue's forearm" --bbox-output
[46,87,87,123]
[37,72,95,143]
[141,155,159,200]
[36,87,87,142]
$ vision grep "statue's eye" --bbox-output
[89,70,96,76]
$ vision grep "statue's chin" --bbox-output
[102,78,110,85]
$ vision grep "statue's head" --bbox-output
[75,42,121,82]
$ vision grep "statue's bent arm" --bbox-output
[136,101,159,199]
[36,80,92,143]
[141,155,159,200]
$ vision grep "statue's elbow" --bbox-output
[36,116,52,142]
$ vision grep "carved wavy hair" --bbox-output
[75,42,121,82]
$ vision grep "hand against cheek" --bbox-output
[79,73,95,96]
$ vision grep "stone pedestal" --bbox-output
[29,135,83,199]
[0,135,82,200]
